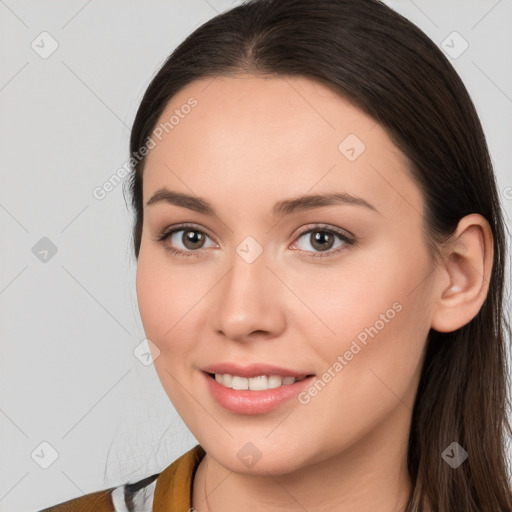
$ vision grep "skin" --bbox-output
[135,74,493,512]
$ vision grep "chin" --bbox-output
[203,438,314,476]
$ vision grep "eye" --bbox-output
[156,223,216,258]
[155,223,356,259]
[291,224,355,258]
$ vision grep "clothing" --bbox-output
[38,444,206,512]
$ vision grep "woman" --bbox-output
[39,0,512,510]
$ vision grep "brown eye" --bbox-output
[181,229,206,250]
[293,225,354,258]
[309,231,335,252]
[157,224,216,257]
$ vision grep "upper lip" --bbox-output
[201,363,314,379]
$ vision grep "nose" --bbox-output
[212,249,287,343]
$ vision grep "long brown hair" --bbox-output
[125,0,512,510]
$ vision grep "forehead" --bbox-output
[142,74,422,220]
[149,73,379,156]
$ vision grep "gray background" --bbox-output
[0,1,511,510]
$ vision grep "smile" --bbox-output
[202,371,316,415]
[209,373,309,391]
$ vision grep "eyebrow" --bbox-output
[145,188,379,217]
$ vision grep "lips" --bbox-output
[202,370,316,414]
[201,362,314,379]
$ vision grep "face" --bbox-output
[136,74,436,475]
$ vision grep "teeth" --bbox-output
[232,375,249,390]
[213,373,302,390]
[268,375,283,388]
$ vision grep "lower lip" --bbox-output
[202,371,315,415]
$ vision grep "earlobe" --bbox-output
[430,214,494,333]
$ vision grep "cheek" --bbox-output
[135,249,211,361]
[136,257,168,344]
[288,247,422,346]
[289,282,429,461]
[295,239,431,388]
[135,253,200,406]
[136,251,184,352]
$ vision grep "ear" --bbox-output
[430,214,494,333]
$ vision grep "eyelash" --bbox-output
[155,223,356,259]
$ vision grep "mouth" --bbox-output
[202,369,317,415]
[204,371,315,391]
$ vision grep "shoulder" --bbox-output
[37,473,160,512]
[36,486,119,511]
[37,444,206,512]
